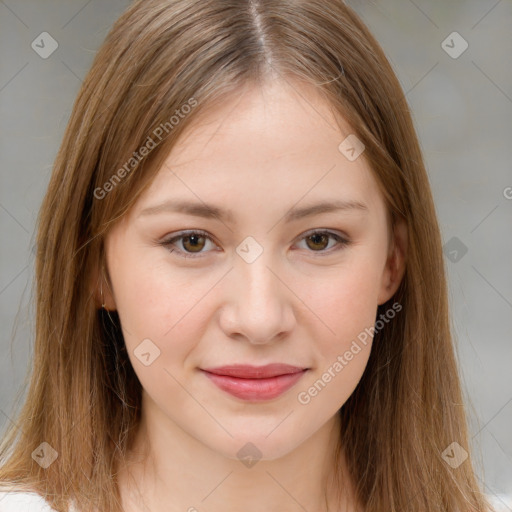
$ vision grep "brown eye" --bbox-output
[296,230,350,255]
[161,230,216,259]
[181,234,206,253]
[305,233,330,251]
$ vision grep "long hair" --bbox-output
[0,1,492,511]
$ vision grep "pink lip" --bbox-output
[201,364,308,401]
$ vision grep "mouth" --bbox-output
[200,364,309,402]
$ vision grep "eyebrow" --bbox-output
[138,198,369,223]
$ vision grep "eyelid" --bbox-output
[159,228,351,259]
[293,229,350,254]
[299,228,349,244]
[160,229,218,259]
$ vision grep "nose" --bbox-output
[219,251,296,345]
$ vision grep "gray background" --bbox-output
[1,0,511,509]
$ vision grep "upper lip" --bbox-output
[201,364,307,379]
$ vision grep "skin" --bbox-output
[101,78,407,512]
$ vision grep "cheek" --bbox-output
[112,265,190,332]
[307,258,383,345]
[296,250,384,404]
[295,266,379,411]
[107,245,218,370]
[108,261,211,410]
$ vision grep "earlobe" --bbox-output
[92,265,117,311]
[99,276,117,311]
[377,217,407,306]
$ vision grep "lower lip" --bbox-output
[202,370,307,401]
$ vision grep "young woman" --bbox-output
[0,0,494,511]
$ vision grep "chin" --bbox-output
[205,429,307,463]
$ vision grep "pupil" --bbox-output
[309,234,327,250]
[185,235,203,252]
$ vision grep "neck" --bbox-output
[117,395,357,512]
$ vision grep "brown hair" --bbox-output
[0,1,493,511]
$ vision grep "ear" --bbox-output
[91,263,117,311]
[377,216,407,306]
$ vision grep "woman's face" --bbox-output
[103,79,405,461]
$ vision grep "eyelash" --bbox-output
[159,229,351,259]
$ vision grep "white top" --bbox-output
[0,489,511,511]
[0,490,78,512]
[0,490,57,511]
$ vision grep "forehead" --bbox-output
[131,79,386,222]
[169,79,356,166]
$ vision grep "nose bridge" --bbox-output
[223,244,294,343]
[241,252,279,306]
